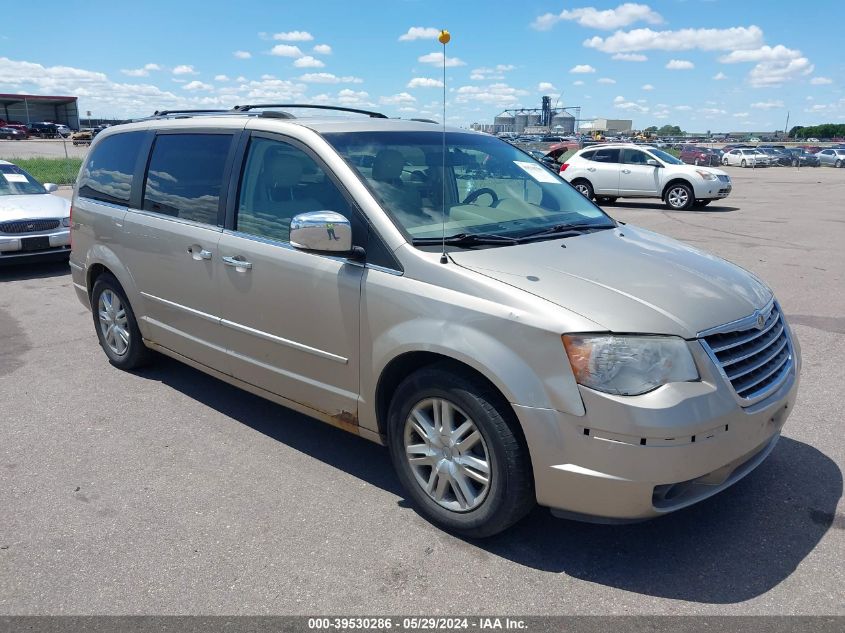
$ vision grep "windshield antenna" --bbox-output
[439,29,450,264]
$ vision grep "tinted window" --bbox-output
[580,150,595,160]
[78,131,146,205]
[588,148,620,163]
[143,133,232,225]
[622,149,649,164]
[236,137,351,242]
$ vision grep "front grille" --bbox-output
[0,219,60,234]
[717,175,730,183]
[701,303,793,405]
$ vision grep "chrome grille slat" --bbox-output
[0,218,61,234]
[707,310,780,353]
[726,336,788,382]
[700,302,793,406]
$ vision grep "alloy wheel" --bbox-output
[403,398,491,512]
[574,183,590,197]
[667,186,689,209]
[98,289,130,356]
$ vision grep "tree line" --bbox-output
[788,124,845,139]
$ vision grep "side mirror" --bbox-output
[290,211,352,254]
[646,159,661,167]
[43,183,58,193]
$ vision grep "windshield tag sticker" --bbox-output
[2,173,28,183]
[513,161,561,184]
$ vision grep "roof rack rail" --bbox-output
[152,109,229,116]
[230,104,387,118]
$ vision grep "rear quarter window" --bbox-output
[78,132,147,205]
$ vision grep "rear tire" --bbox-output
[836,159,842,168]
[91,273,153,370]
[572,180,594,200]
[722,157,729,166]
[741,159,747,168]
[387,363,535,538]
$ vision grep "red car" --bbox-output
[679,145,721,166]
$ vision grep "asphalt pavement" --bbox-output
[0,166,843,615]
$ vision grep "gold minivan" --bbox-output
[71,106,800,536]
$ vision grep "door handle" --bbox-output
[621,169,631,174]
[587,167,596,172]
[222,255,253,270]
[187,246,212,260]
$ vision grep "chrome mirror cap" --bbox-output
[43,183,59,193]
[290,211,352,253]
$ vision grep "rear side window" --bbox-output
[78,131,146,205]
[589,149,620,163]
[143,133,233,225]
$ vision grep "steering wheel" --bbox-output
[462,187,499,206]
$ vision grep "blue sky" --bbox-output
[1,0,842,131]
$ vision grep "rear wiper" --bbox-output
[518,223,614,241]
[412,232,520,247]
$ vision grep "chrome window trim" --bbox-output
[76,197,129,212]
[125,207,224,232]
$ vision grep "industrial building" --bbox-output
[578,118,633,135]
[0,94,80,129]
[472,96,578,135]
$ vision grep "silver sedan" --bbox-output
[0,160,71,262]
[816,148,845,168]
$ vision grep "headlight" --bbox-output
[562,334,699,396]
[61,217,71,227]
[695,170,717,180]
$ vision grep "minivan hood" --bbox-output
[449,225,772,338]
[0,193,70,221]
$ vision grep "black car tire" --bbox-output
[665,182,694,210]
[90,273,153,370]
[387,363,535,538]
[836,159,842,168]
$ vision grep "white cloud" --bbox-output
[675,105,693,111]
[532,3,663,31]
[182,80,212,91]
[380,92,417,105]
[418,52,466,67]
[298,72,363,84]
[573,80,585,86]
[293,56,325,68]
[336,89,372,106]
[214,74,229,82]
[570,64,596,74]
[270,45,304,58]
[121,63,161,77]
[313,44,332,55]
[733,112,749,118]
[235,76,247,82]
[538,81,557,91]
[584,25,763,53]
[455,83,528,106]
[718,45,800,64]
[750,100,784,110]
[172,65,198,75]
[597,77,616,84]
[713,72,728,80]
[700,107,726,115]
[273,31,313,42]
[233,50,252,59]
[748,57,813,87]
[612,53,648,62]
[810,76,833,85]
[641,83,654,91]
[471,64,516,81]
[398,27,440,41]
[666,59,694,70]
[408,77,444,88]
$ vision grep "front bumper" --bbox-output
[693,178,732,200]
[516,336,800,521]
[0,229,70,259]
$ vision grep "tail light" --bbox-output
[560,163,569,172]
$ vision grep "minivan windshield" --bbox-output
[0,164,46,196]
[325,131,614,244]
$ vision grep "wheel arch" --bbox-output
[661,178,694,201]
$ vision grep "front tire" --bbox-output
[387,363,534,538]
[665,183,694,210]
[91,273,153,370]
[741,159,747,168]
[836,159,842,168]
[722,157,729,166]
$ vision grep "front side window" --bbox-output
[236,136,351,243]
[143,133,233,225]
[648,149,683,165]
[0,164,46,196]
[622,149,649,165]
[78,131,146,205]
[325,131,611,243]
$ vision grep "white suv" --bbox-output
[560,144,732,210]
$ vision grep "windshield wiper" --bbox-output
[517,222,614,241]
[412,232,520,247]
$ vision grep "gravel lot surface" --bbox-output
[1,166,843,615]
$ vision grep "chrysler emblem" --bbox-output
[756,313,766,329]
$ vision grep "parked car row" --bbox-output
[0,120,76,139]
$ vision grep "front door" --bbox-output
[618,148,660,196]
[216,135,363,419]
